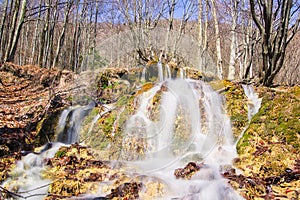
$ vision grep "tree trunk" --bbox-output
[38,0,50,68]
[4,0,21,62]
[249,0,299,86]
[198,0,203,70]
[228,0,238,80]
[30,0,43,64]
[92,1,99,70]
[164,0,176,55]
[0,0,9,61]
[5,0,27,63]
[211,0,223,79]
[52,1,72,68]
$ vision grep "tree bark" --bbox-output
[228,0,238,80]
[30,0,43,64]
[52,0,72,68]
[211,0,223,79]
[5,0,27,63]
[0,0,9,61]
[249,0,299,86]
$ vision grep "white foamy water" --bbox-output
[242,84,262,121]
[158,62,164,81]
[1,143,65,200]
[56,102,95,144]
[122,79,244,199]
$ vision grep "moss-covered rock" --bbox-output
[210,80,249,138]
[233,86,300,199]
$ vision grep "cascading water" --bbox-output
[242,84,262,121]
[56,101,95,144]
[157,62,164,81]
[0,143,65,200]
[141,67,146,82]
[1,70,262,199]
[166,64,171,79]
[121,78,243,199]
[234,84,262,144]
[179,68,186,79]
[0,102,95,199]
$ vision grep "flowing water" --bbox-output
[1,75,262,199]
[242,84,262,121]
[1,143,66,200]
[121,79,243,199]
[56,101,95,144]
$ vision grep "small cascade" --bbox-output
[121,83,163,160]
[179,67,186,79]
[1,143,65,200]
[56,102,95,144]
[235,84,262,144]
[166,64,171,79]
[242,84,262,121]
[141,67,146,82]
[157,62,164,81]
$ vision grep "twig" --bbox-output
[0,186,24,199]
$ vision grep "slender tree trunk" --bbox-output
[92,1,99,70]
[69,0,79,69]
[38,0,50,67]
[228,0,238,80]
[45,0,59,68]
[52,0,71,68]
[5,0,27,62]
[211,0,222,79]
[164,0,176,56]
[31,0,43,64]
[198,0,203,70]
[0,0,9,61]
[4,0,21,62]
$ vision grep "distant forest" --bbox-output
[0,0,299,86]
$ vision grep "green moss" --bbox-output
[102,113,116,135]
[236,132,251,154]
[220,81,248,138]
[236,86,300,183]
[55,148,67,158]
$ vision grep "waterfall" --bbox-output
[166,64,171,79]
[121,83,163,160]
[122,79,243,199]
[2,77,252,199]
[235,84,262,144]
[56,101,95,144]
[157,62,164,81]
[141,67,146,82]
[1,143,65,200]
[179,68,186,79]
[242,84,262,121]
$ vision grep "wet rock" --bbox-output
[174,162,204,179]
[106,182,142,199]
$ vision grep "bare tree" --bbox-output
[30,0,43,64]
[250,0,300,86]
[52,0,73,68]
[4,0,24,62]
[172,0,197,55]
[0,0,9,61]
[211,0,223,79]
[197,0,209,71]
[164,0,176,55]
[227,0,238,80]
